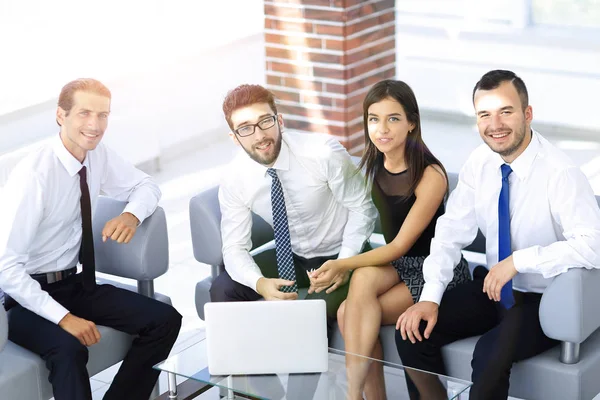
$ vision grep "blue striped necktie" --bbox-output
[266,168,297,293]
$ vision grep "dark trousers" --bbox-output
[395,268,558,400]
[210,250,350,319]
[6,273,182,400]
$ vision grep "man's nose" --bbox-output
[86,115,100,130]
[254,126,268,141]
[490,114,503,130]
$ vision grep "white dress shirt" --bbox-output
[420,130,600,305]
[219,131,377,291]
[0,135,161,324]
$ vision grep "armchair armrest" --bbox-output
[92,197,169,281]
[539,268,600,344]
[0,303,7,351]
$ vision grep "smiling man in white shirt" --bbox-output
[210,84,377,320]
[0,78,182,400]
[394,70,600,400]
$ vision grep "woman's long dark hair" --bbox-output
[358,80,448,197]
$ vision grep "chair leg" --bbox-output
[211,265,221,279]
[560,341,580,364]
[138,280,155,298]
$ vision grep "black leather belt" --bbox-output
[30,267,77,285]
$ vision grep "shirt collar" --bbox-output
[52,134,87,176]
[270,137,290,172]
[491,129,540,180]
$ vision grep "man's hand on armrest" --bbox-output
[58,313,101,346]
[256,277,298,301]
[101,212,139,243]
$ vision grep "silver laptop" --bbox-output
[204,299,329,375]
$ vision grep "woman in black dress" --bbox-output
[310,80,471,400]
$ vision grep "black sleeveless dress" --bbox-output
[371,165,471,302]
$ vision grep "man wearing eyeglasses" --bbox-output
[210,84,377,319]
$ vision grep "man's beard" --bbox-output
[486,124,528,158]
[241,126,283,166]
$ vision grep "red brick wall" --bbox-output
[265,0,396,155]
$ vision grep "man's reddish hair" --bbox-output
[222,84,278,129]
[58,78,111,116]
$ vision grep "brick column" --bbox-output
[265,0,396,155]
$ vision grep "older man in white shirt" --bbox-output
[210,84,377,320]
[395,70,600,400]
[0,78,182,400]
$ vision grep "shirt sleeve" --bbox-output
[99,146,161,224]
[322,138,377,259]
[512,167,600,277]
[419,161,480,305]
[219,179,264,291]
[0,167,69,324]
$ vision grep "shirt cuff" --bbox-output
[122,203,147,226]
[248,270,265,293]
[418,282,446,305]
[42,300,70,325]
[337,245,361,260]
[512,247,538,274]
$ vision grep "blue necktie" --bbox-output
[498,164,514,308]
[266,168,297,293]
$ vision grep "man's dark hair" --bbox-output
[472,70,528,110]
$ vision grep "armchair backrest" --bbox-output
[189,186,274,268]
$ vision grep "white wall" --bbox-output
[395,0,600,138]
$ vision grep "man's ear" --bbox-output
[278,114,284,130]
[56,107,66,126]
[229,131,240,146]
[524,105,533,124]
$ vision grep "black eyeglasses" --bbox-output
[234,115,278,137]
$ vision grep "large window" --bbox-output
[394,0,600,134]
[532,0,600,29]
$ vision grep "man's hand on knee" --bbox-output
[396,301,438,343]
[256,277,298,301]
[58,313,101,346]
[307,260,349,294]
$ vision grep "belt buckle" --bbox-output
[46,271,60,284]
[46,269,71,284]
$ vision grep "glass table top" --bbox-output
[155,337,471,399]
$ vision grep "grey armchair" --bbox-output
[0,197,172,400]
[190,174,600,400]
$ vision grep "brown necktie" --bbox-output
[78,166,96,290]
